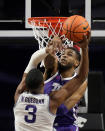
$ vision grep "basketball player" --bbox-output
[14,36,89,131]
[43,40,88,131]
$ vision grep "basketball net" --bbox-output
[28,17,73,66]
[28,17,73,49]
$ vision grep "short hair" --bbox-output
[25,68,43,90]
[67,47,81,62]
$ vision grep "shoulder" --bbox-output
[44,72,59,84]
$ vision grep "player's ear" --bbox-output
[42,81,44,87]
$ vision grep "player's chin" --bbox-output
[60,61,67,66]
[60,59,67,65]
[60,62,69,69]
[58,63,70,72]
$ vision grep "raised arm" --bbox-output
[14,47,52,103]
[44,36,62,80]
[14,41,63,104]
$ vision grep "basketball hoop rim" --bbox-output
[28,16,68,26]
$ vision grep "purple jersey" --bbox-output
[44,72,78,126]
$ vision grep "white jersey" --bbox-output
[14,92,56,131]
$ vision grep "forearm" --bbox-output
[44,69,54,80]
[77,47,89,83]
[24,48,48,73]
[14,76,26,103]
[74,80,87,98]
[15,48,48,103]
[64,80,87,110]
[44,54,58,80]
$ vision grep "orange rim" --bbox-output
[28,17,68,27]
[28,17,68,37]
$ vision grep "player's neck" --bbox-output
[30,87,43,94]
[61,68,75,78]
[30,90,42,94]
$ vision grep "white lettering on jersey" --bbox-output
[14,93,56,131]
[52,83,62,91]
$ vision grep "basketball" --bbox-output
[62,15,90,43]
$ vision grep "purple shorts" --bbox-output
[53,125,79,131]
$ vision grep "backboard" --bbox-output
[0,0,105,37]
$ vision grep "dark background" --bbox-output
[0,0,105,130]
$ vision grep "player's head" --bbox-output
[25,68,44,94]
[58,47,81,72]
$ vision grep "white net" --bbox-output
[28,17,73,49]
[32,26,49,49]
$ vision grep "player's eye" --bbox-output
[68,53,72,56]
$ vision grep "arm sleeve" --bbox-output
[24,48,47,73]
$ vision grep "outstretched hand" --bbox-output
[46,35,62,55]
[76,31,91,49]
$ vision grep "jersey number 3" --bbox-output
[24,105,37,123]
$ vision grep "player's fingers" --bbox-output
[58,42,62,52]
[83,34,87,40]
[52,41,61,52]
[87,30,91,41]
